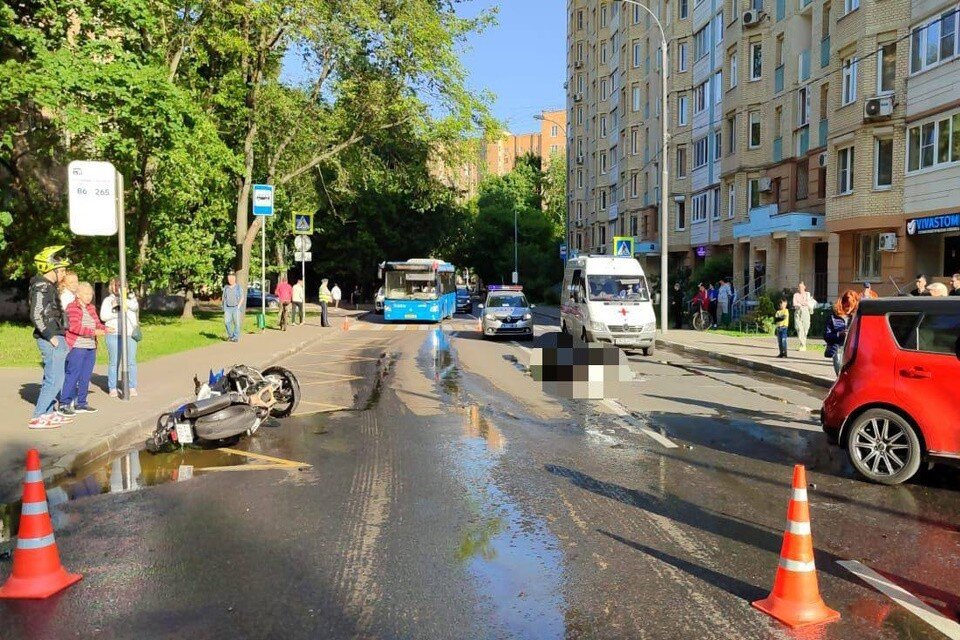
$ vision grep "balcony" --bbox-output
[799,0,813,10]
[734,204,825,240]
[798,50,811,82]
[775,65,784,94]
[796,126,810,156]
[818,118,828,147]
[820,36,830,68]
[776,0,785,20]
[773,137,783,162]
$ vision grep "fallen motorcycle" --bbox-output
[145,365,301,453]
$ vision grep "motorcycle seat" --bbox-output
[182,394,236,420]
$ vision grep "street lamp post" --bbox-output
[618,0,670,334]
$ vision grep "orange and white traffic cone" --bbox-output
[752,464,839,628]
[341,316,350,331]
[0,449,82,599]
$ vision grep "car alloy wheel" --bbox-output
[847,409,922,485]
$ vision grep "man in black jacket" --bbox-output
[28,246,74,429]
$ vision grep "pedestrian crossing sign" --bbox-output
[293,213,313,235]
[613,236,634,258]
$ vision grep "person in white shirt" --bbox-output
[331,283,342,308]
[100,277,140,397]
[59,271,79,310]
[791,281,817,352]
[292,279,305,325]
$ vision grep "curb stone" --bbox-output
[40,328,344,488]
[655,338,834,389]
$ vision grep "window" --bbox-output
[600,151,608,174]
[680,0,689,20]
[912,313,960,355]
[601,78,609,101]
[577,106,584,125]
[907,112,960,172]
[601,40,608,65]
[712,187,721,221]
[678,94,689,125]
[856,233,881,279]
[714,12,724,47]
[729,51,738,87]
[774,105,782,140]
[600,115,608,137]
[798,86,810,126]
[749,178,761,208]
[844,0,859,16]
[841,55,858,105]
[727,114,737,153]
[910,10,959,74]
[749,110,761,148]
[752,0,762,9]
[796,159,809,200]
[694,82,708,114]
[676,200,686,229]
[633,41,642,68]
[630,215,638,236]
[678,41,689,71]
[632,84,641,112]
[728,183,736,218]
[577,10,584,30]
[600,189,608,210]
[694,137,709,168]
[551,125,559,137]
[750,42,762,80]
[600,4,608,27]
[692,192,709,223]
[695,26,710,60]
[633,4,641,24]
[631,173,639,198]
[878,42,896,93]
[714,131,722,160]
[577,138,584,156]
[577,170,584,188]
[714,71,723,103]
[631,128,639,155]
[576,42,584,63]
[677,145,688,178]
[551,144,559,154]
[577,74,584,93]
[837,145,855,194]
[875,138,893,188]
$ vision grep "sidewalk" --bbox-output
[1,307,367,500]
[533,305,834,388]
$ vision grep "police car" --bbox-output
[478,285,534,340]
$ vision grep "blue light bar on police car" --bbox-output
[488,285,523,291]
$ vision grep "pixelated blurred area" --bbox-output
[529,332,636,400]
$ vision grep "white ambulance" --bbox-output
[561,255,657,355]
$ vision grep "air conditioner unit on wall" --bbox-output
[878,232,898,251]
[575,59,584,69]
[758,177,773,192]
[864,95,894,120]
[743,9,761,26]
[574,93,583,103]
[576,155,584,165]
[818,152,827,167]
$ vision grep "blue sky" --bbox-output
[457,0,567,134]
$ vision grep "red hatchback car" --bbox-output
[821,298,960,485]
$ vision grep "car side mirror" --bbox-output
[478,304,484,310]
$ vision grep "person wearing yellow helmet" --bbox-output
[28,245,75,429]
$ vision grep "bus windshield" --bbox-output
[385,271,438,300]
[587,275,650,302]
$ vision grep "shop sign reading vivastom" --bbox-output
[906,213,960,236]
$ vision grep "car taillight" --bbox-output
[843,314,861,369]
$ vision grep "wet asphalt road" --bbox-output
[2,314,959,639]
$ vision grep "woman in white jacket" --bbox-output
[100,278,140,397]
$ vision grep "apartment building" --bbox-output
[568,0,960,302]
[485,109,568,177]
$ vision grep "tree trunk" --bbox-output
[181,285,195,320]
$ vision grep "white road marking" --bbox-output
[838,560,960,639]
[602,399,678,449]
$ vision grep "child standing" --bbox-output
[61,282,111,414]
[774,299,790,358]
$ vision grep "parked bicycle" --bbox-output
[689,302,713,332]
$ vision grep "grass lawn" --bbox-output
[707,328,827,352]
[0,310,262,368]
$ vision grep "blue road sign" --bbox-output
[252,184,274,216]
[613,236,634,257]
[560,244,567,261]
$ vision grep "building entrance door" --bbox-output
[943,235,960,276]
[814,242,828,300]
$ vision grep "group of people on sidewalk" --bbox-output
[28,247,140,429]
[672,279,735,330]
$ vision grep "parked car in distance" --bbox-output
[456,286,473,314]
[821,298,960,485]
[375,287,385,314]
[246,287,280,311]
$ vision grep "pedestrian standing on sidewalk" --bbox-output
[275,275,293,331]
[59,270,79,310]
[318,278,332,327]
[671,282,684,329]
[331,283,342,309]
[222,271,244,342]
[791,281,816,351]
[292,278,305,325]
[909,274,930,296]
[825,290,860,375]
[352,285,362,309]
[774,299,790,358]
[28,246,74,429]
[861,281,878,299]
[100,277,140,398]
[707,283,719,329]
[61,282,111,415]
[717,278,733,326]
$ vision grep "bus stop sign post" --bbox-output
[68,161,130,401]
[252,184,274,330]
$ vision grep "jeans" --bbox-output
[776,327,788,356]
[106,334,139,391]
[293,302,304,324]
[35,338,67,418]
[279,302,290,330]
[320,301,329,327]
[62,347,96,407]
[224,305,243,340]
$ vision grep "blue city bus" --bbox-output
[382,259,457,322]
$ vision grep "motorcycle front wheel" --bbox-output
[263,366,301,417]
